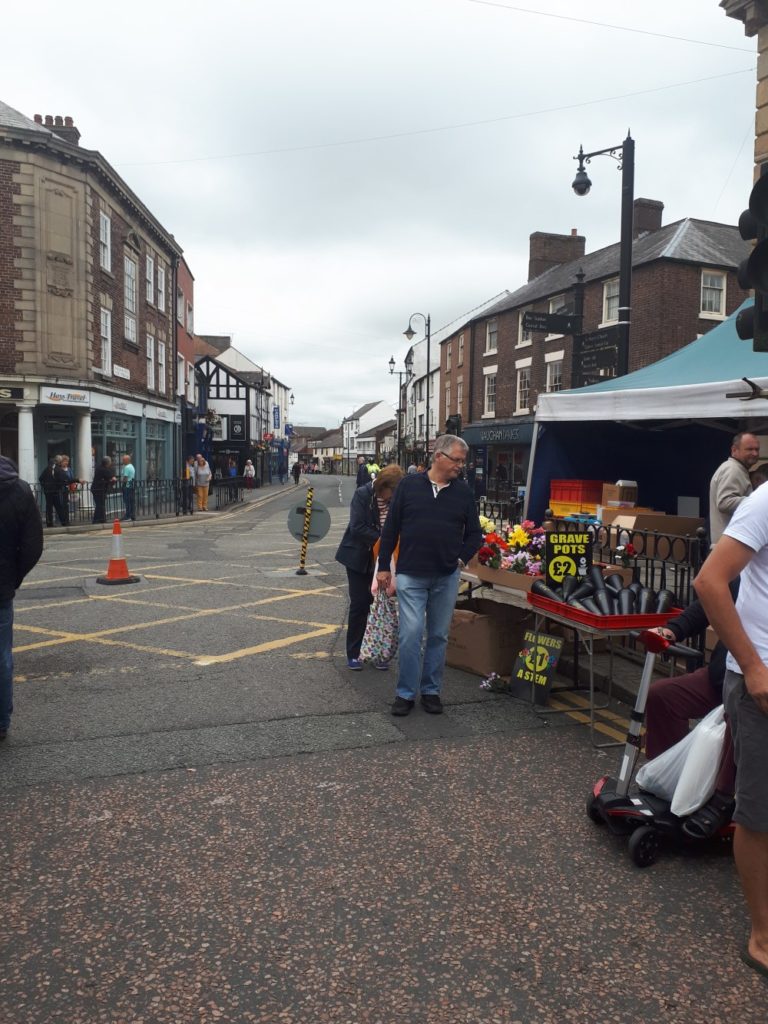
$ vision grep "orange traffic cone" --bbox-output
[96,519,140,585]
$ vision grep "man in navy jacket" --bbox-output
[0,456,44,739]
[377,435,482,716]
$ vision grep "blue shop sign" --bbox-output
[273,406,280,429]
[462,422,534,446]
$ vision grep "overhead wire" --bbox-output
[117,67,754,168]
[713,119,755,215]
[465,0,755,53]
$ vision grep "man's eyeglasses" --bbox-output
[439,452,466,466]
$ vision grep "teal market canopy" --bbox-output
[535,300,768,422]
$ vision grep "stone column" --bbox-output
[721,2,768,175]
[16,404,35,484]
[76,411,93,483]
[758,25,768,175]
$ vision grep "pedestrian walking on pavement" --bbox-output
[336,464,404,670]
[38,455,69,527]
[292,462,301,486]
[120,454,136,521]
[195,454,212,511]
[377,435,482,716]
[91,456,116,524]
[180,456,196,514]
[243,459,256,490]
[355,456,370,487]
[0,455,44,740]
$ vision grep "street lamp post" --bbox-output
[572,132,634,378]
[403,312,431,460]
[389,355,412,467]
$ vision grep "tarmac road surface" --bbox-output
[2,475,766,1023]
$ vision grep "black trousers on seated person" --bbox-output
[346,567,374,660]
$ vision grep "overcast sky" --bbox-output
[3,1,758,425]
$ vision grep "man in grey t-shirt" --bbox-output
[708,432,760,545]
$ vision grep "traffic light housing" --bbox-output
[736,168,768,352]
[445,414,462,435]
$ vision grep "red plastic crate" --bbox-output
[526,592,682,631]
[550,479,604,505]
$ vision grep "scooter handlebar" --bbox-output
[637,630,670,654]
[635,629,702,660]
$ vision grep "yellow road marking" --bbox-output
[14,587,343,654]
[547,698,627,743]
[553,690,635,727]
[194,625,338,666]
[15,597,91,613]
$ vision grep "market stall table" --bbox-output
[526,593,681,748]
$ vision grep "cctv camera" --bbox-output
[572,169,592,196]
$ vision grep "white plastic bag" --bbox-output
[636,728,698,802]
[670,705,726,817]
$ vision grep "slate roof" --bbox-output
[237,370,270,389]
[292,426,330,440]
[358,419,396,440]
[0,100,52,135]
[431,291,511,346]
[486,219,751,317]
[311,430,343,447]
[343,402,377,422]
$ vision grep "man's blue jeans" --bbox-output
[396,569,461,701]
[0,600,14,731]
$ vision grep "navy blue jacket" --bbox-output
[378,471,482,576]
[667,579,739,695]
[0,456,43,601]
[335,483,380,574]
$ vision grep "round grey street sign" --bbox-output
[287,498,331,543]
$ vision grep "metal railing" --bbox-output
[543,513,708,607]
[477,496,525,526]
[474,504,708,607]
[31,478,245,527]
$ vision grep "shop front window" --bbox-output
[145,420,167,481]
[487,447,528,501]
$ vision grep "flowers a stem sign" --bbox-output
[509,630,563,705]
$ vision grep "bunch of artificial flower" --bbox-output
[476,518,545,576]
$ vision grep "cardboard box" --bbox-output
[609,513,705,560]
[447,599,529,678]
[599,506,656,523]
[602,481,638,505]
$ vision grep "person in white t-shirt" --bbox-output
[696,481,768,980]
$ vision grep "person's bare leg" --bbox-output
[735,824,768,966]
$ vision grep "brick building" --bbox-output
[0,100,182,483]
[176,258,198,457]
[440,199,750,500]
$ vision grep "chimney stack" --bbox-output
[37,113,80,145]
[528,230,586,282]
[633,198,663,239]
